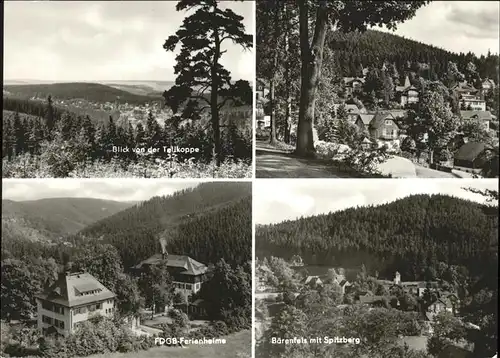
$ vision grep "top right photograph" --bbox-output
[256,0,499,179]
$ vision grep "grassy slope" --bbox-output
[87,330,251,358]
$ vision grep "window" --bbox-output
[385,120,392,126]
[42,315,53,325]
[186,284,192,290]
[54,319,64,329]
[41,301,64,314]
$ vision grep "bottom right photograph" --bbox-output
[254,179,498,358]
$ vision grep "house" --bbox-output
[380,272,438,298]
[453,142,489,173]
[328,272,352,294]
[452,81,480,97]
[460,110,493,131]
[175,298,208,320]
[343,77,365,95]
[355,113,375,132]
[303,275,323,287]
[453,82,486,111]
[367,112,400,141]
[35,271,116,336]
[481,78,496,94]
[132,249,209,297]
[460,95,486,111]
[256,78,269,102]
[428,298,453,314]
[395,76,419,106]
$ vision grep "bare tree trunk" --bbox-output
[296,0,328,157]
[269,3,281,145]
[269,76,277,144]
[212,7,222,167]
[284,4,292,144]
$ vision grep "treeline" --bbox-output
[79,195,252,269]
[329,29,499,83]
[256,194,498,280]
[2,96,252,177]
[75,183,252,269]
[2,183,252,269]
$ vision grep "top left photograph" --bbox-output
[3,0,254,179]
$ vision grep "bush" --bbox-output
[3,155,252,178]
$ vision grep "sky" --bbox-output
[2,179,201,202]
[373,1,500,56]
[3,1,254,82]
[254,179,498,225]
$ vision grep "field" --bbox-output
[86,330,251,358]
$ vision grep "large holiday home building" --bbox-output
[35,271,116,337]
[452,82,487,111]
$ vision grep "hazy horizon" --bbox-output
[2,180,200,202]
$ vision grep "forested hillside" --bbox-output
[76,182,252,268]
[328,29,499,81]
[256,194,498,280]
[1,198,135,243]
[3,83,162,105]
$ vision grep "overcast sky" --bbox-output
[3,1,254,82]
[373,1,499,56]
[255,179,498,225]
[2,180,202,202]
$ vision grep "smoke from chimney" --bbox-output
[159,235,168,260]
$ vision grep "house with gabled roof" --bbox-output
[35,271,116,336]
[453,141,490,173]
[481,78,496,95]
[460,110,493,131]
[132,251,209,297]
[342,77,365,95]
[395,76,419,106]
[356,112,400,142]
[303,275,323,288]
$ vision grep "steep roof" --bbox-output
[304,275,322,285]
[357,113,375,125]
[35,272,115,308]
[133,254,208,276]
[460,110,493,121]
[343,77,365,85]
[454,142,487,162]
[345,104,361,113]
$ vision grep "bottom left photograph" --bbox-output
[1,179,252,358]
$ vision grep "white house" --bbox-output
[35,271,116,336]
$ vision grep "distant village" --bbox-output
[255,256,483,357]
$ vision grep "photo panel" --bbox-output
[3,0,254,179]
[256,1,499,179]
[254,178,498,358]
[1,179,252,358]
